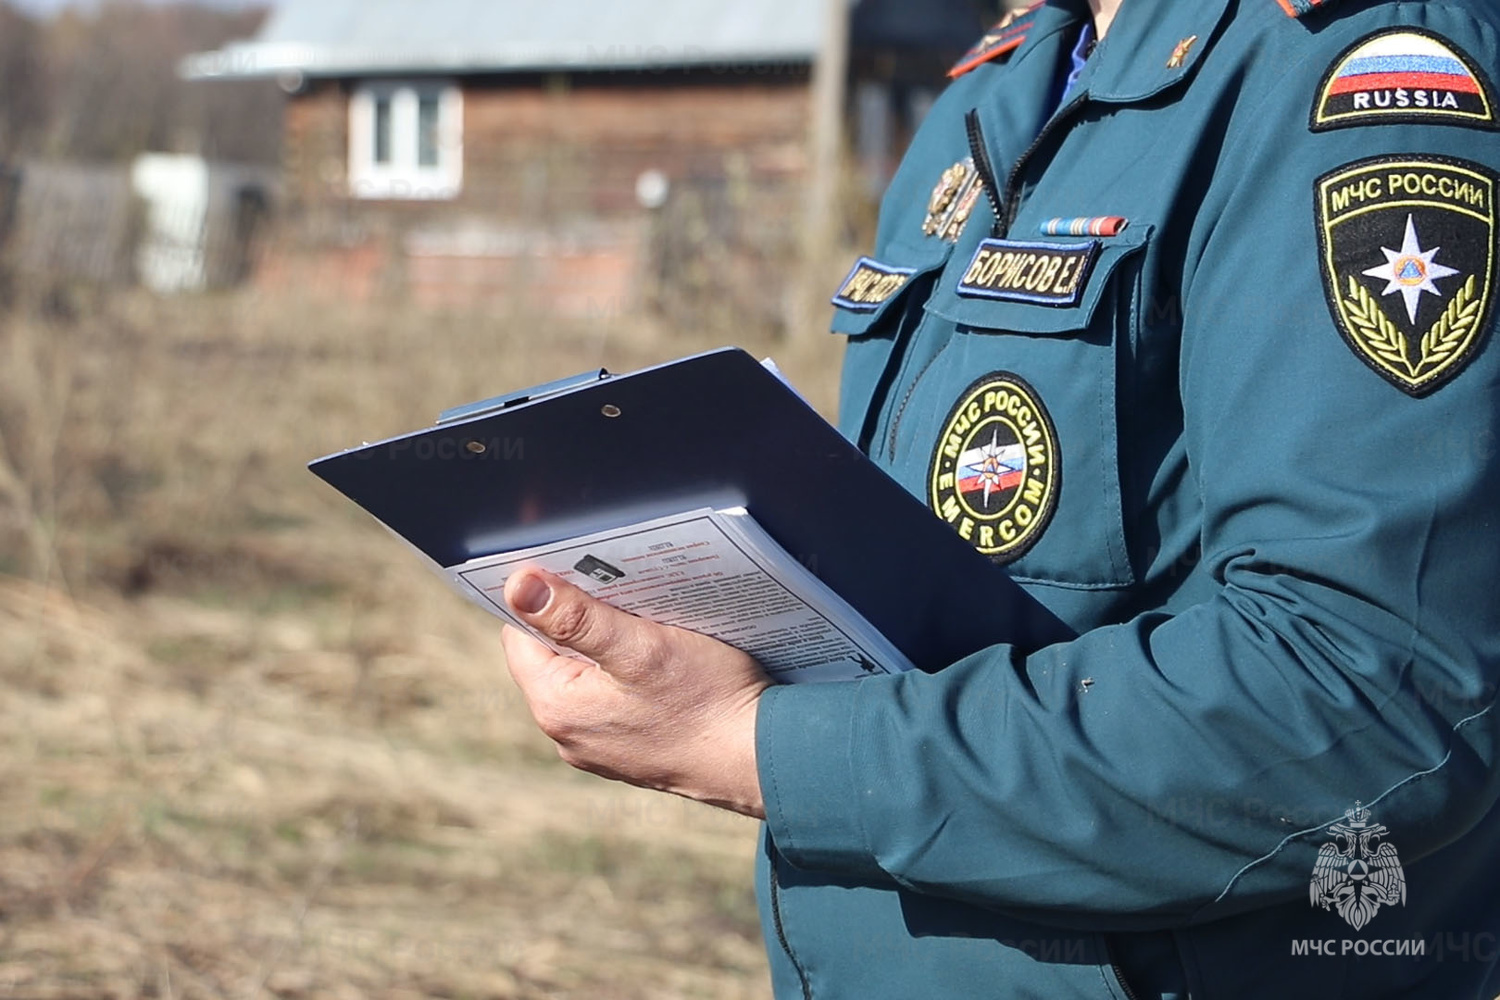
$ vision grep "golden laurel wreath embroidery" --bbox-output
[1343,275,1479,382]
[1343,277,1412,374]
[1419,274,1480,368]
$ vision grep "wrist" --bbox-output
[683,682,768,819]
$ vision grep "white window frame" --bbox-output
[348,79,463,201]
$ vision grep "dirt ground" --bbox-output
[0,288,846,999]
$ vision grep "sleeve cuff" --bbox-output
[756,677,888,880]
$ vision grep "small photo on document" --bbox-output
[574,555,626,584]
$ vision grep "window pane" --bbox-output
[417,93,440,168]
[373,95,392,165]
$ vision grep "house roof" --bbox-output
[182,0,835,80]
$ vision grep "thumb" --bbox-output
[503,567,654,671]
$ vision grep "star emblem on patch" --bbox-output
[1360,215,1462,325]
[1316,155,1498,396]
[963,429,1026,507]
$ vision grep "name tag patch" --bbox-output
[956,239,1100,307]
[832,257,917,312]
[1312,29,1497,132]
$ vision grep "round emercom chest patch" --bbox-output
[928,372,1060,563]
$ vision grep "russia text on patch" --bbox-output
[1312,29,1497,132]
[832,257,917,311]
[956,239,1100,307]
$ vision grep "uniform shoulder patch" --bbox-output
[1315,155,1497,396]
[929,372,1060,564]
[1311,29,1497,132]
[948,2,1044,79]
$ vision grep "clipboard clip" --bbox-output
[437,368,610,425]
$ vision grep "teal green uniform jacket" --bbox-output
[754,0,1500,996]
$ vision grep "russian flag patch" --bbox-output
[1312,29,1497,132]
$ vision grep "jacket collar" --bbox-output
[963,0,1238,227]
[1041,0,1237,105]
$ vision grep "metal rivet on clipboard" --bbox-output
[601,404,622,418]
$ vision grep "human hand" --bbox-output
[499,567,772,818]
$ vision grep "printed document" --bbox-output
[448,507,913,683]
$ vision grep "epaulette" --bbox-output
[948,2,1045,79]
[1276,0,1344,17]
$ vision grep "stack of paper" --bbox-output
[448,507,914,684]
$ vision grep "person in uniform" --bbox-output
[499,0,1500,996]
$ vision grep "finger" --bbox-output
[502,623,592,684]
[503,567,661,674]
[501,623,557,679]
[500,625,595,749]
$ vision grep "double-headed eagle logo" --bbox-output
[1309,802,1407,931]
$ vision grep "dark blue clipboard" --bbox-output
[308,347,1071,671]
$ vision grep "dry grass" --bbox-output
[0,285,846,998]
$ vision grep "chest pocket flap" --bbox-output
[829,242,958,443]
[831,243,954,336]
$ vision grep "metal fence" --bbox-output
[4,161,138,286]
[0,158,275,293]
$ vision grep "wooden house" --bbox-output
[184,0,987,323]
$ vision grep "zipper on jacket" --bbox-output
[1103,937,1145,1000]
[1111,961,1143,1000]
[997,92,1088,238]
[964,109,1006,235]
[886,341,947,461]
[768,857,813,1000]
[852,270,938,458]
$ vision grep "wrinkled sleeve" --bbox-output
[756,6,1500,931]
